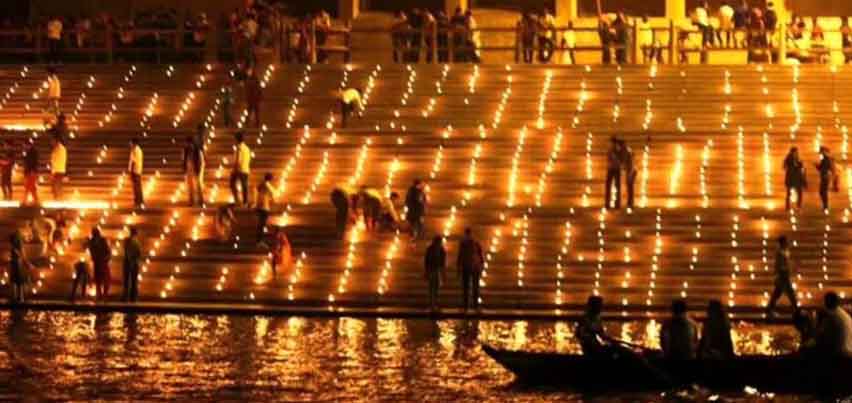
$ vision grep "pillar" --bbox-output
[555,0,577,25]
[445,0,469,15]
[338,0,359,21]
[665,0,686,20]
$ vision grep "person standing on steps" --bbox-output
[49,136,66,201]
[254,172,278,247]
[331,186,352,240]
[424,235,447,312]
[604,136,622,210]
[816,146,837,211]
[339,87,363,129]
[783,147,806,210]
[766,235,798,317]
[621,140,636,209]
[69,259,90,302]
[0,140,15,200]
[8,231,29,304]
[183,136,205,207]
[405,179,427,241]
[457,228,484,312]
[46,67,62,114]
[230,131,251,207]
[87,228,112,301]
[128,137,144,207]
[122,227,142,302]
[244,67,262,129]
[22,141,39,206]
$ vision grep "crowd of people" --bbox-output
[390,7,481,64]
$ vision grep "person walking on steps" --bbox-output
[766,235,798,317]
[339,87,363,128]
[783,147,806,210]
[255,172,278,247]
[605,136,622,209]
[457,228,484,312]
[22,141,39,206]
[245,67,262,128]
[424,235,447,312]
[46,67,61,114]
[621,140,636,209]
[49,136,67,201]
[122,227,142,302]
[222,77,234,128]
[0,140,15,200]
[128,137,144,207]
[230,131,251,207]
[405,179,427,241]
[183,136,205,207]
[816,146,837,211]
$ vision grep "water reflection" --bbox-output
[0,312,809,401]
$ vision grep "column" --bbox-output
[445,0,469,14]
[555,0,578,25]
[339,0,359,21]
[666,0,686,20]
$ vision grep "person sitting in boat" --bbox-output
[698,300,735,359]
[661,299,699,360]
[576,295,612,356]
[793,309,817,353]
[813,291,852,357]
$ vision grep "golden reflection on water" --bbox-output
[0,311,807,401]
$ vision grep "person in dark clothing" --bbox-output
[783,147,806,210]
[816,146,837,211]
[621,140,636,209]
[8,231,28,303]
[767,235,798,316]
[357,186,382,233]
[450,7,468,62]
[244,67,262,128]
[661,299,699,359]
[0,140,15,200]
[22,141,39,206]
[733,0,750,48]
[519,14,536,64]
[408,9,424,63]
[183,136,205,206]
[69,260,90,302]
[794,309,817,353]
[576,296,611,356]
[405,179,427,240]
[612,12,629,64]
[699,300,735,358]
[87,228,112,300]
[122,227,142,302]
[605,137,622,209]
[597,14,613,65]
[457,228,484,311]
[424,235,447,312]
[842,17,852,64]
[763,2,778,33]
[222,78,234,128]
[391,11,409,63]
[423,10,436,63]
[331,187,351,240]
[436,11,450,62]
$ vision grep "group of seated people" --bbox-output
[578,291,852,360]
[331,185,400,237]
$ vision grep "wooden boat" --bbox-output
[482,344,852,395]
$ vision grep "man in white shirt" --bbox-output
[230,131,251,206]
[339,88,363,128]
[128,138,144,207]
[718,1,735,47]
[46,16,63,64]
[49,136,67,200]
[816,292,852,357]
[47,67,61,115]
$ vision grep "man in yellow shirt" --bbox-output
[46,17,63,64]
[230,131,251,207]
[128,138,144,207]
[339,88,363,128]
[49,136,66,200]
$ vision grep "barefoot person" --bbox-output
[766,235,798,316]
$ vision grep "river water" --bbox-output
[0,311,827,401]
